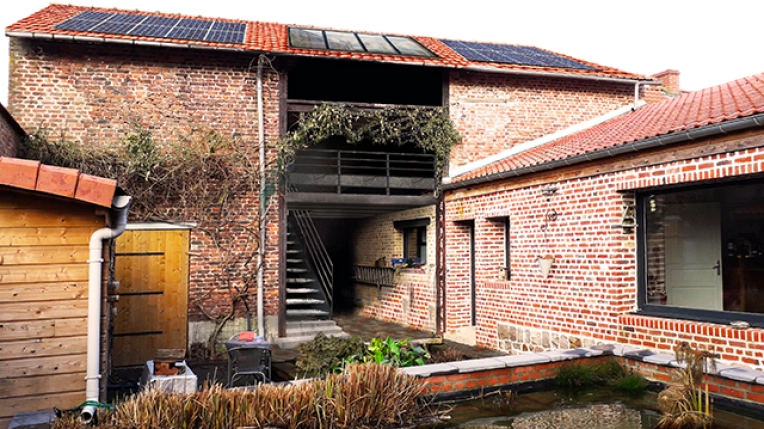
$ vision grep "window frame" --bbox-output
[402,226,427,264]
[636,178,764,328]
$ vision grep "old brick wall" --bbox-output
[444,129,764,369]
[447,71,634,169]
[0,104,23,157]
[8,38,284,333]
[352,205,437,331]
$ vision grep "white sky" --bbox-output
[3,0,764,105]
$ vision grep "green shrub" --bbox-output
[615,372,649,395]
[347,337,430,368]
[555,360,627,389]
[296,332,365,377]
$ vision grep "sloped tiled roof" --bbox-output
[0,157,118,207]
[452,73,764,183]
[6,4,649,81]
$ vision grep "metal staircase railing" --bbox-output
[290,209,333,313]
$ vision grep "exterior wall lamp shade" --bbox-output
[537,256,554,278]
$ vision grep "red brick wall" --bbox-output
[0,105,23,157]
[8,38,284,323]
[447,71,634,169]
[444,133,764,369]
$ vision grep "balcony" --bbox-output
[287,148,437,218]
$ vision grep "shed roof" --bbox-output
[0,157,118,207]
[6,4,650,83]
[450,72,764,185]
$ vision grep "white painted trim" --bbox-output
[445,101,646,181]
[125,222,196,230]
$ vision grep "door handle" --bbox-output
[712,260,721,276]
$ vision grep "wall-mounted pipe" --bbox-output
[256,54,266,338]
[82,195,131,424]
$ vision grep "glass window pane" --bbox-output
[325,31,364,52]
[357,34,397,54]
[386,36,433,57]
[643,182,764,315]
[289,28,326,49]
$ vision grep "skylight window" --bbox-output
[288,27,435,58]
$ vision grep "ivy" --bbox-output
[277,104,461,182]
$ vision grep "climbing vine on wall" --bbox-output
[21,126,263,358]
[277,104,461,182]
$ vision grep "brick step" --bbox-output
[277,331,349,349]
[286,268,308,273]
[286,258,303,264]
[286,308,330,317]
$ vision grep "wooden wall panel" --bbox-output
[0,191,106,423]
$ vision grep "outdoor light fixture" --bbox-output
[541,186,558,199]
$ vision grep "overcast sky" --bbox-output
[3,0,764,105]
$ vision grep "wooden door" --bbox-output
[111,228,190,367]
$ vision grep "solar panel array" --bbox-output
[289,28,435,58]
[441,40,598,71]
[55,11,246,44]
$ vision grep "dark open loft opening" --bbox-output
[286,57,445,106]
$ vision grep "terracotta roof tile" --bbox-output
[7,4,647,81]
[454,73,764,183]
[0,156,118,207]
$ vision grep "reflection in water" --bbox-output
[509,403,642,429]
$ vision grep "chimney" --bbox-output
[652,69,681,94]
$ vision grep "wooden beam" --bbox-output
[0,227,94,246]
[0,317,87,341]
[0,353,87,378]
[0,282,86,303]
[0,336,86,360]
[0,245,89,265]
[0,264,89,284]
[0,300,88,322]
[0,372,85,397]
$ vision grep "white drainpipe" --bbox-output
[81,195,132,423]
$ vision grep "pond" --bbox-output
[426,389,764,429]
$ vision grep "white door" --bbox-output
[664,203,722,310]
[664,202,722,310]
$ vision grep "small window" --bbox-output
[403,226,427,264]
[288,27,435,58]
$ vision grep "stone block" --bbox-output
[494,354,551,367]
[455,358,507,373]
[718,367,764,383]
[643,353,676,365]
[400,362,459,378]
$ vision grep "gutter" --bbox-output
[82,195,131,424]
[442,112,764,191]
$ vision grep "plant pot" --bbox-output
[537,256,554,278]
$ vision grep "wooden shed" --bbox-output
[0,157,121,428]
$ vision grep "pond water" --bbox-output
[426,389,764,429]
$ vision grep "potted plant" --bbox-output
[536,255,554,278]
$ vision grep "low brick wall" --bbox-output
[400,345,764,409]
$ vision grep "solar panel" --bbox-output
[128,16,180,38]
[442,40,598,71]
[205,22,246,44]
[288,27,435,58]
[54,11,246,44]
[55,11,114,32]
[166,18,212,41]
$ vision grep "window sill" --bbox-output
[633,305,764,329]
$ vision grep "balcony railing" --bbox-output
[353,265,395,287]
[288,149,436,196]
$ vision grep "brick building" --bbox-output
[442,73,764,369]
[6,5,657,352]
